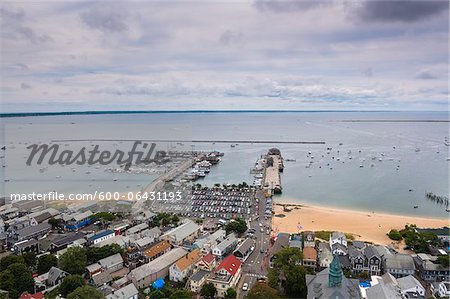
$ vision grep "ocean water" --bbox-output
[1,111,449,218]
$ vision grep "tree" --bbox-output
[86,244,123,264]
[267,268,279,289]
[200,283,217,299]
[58,247,87,275]
[245,283,281,299]
[224,288,237,299]
[37,254,58,275]
[438,255,450,267]
[170,289,192,299]
[388,229,402,241]
[272,247,303,270]
[225,218,247,235]
[48,217,61,229]
[0,255,25,271]
[358,271,370,280]
[284,265,307,298]
[22,252,36,270]
[171,215,180,225]
[1,263,34,299]
[60,275,85,297]
[67,285,104,299]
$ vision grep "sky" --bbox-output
[1,0,449,112]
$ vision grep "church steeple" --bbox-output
[328,255,343,287]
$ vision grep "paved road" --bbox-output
[237,190,272,299]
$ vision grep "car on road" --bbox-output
[260,248,265,253]
[242,283,249,291]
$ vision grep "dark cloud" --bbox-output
[219,30,244,46]
[356,0,449,23]
[20,82,32,89]
[253,0,329,13]
[1,6,52,44]
[361,67,373,78]
[80,9,128,33]
[415,69,438,80]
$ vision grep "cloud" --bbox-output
[80,9,128,33]
[20,82,32,89]
[355,0,449,23]
[253,0,328,13]
[219,30,245,47]
[415,69,438,80]
[0,5,53,44]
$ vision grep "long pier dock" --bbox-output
[263,149,283,195]
[52,139,325,145]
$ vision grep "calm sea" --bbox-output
[1,111,449,218]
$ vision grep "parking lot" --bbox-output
[148,185,256,220]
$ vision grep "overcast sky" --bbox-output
[1,0,449,112]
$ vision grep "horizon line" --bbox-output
[0,109,447,118]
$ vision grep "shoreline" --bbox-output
[274,201,450,221]
[271,202,449,247]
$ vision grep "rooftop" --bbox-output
[144,240,171,259]
[174,249,201,272]
[129,247,188,281]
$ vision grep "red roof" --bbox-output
[202,253,215,264]
[214,255,242,276]
[19,292,44,299]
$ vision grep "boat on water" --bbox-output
[230,144,235,148]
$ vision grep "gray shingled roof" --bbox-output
[47,267,68,285]
[384,254,415,271]
[190,270,210,282]
[306,267,361,299]
[129,248,188,281]
[397,275,423,292]
[17,222,51,238]
[106,283,139,299]
[99,253,123,269]
[234,239,253,256]
[366,282,402,299]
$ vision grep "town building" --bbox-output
[212,234,238,257]
[306,255,361,299]
[207,255,242,298]
[189,270,210,293]
[169,249,201,282]
[128,247,188,288]
[161,219,200,246]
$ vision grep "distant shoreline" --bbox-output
[0,109,447,118]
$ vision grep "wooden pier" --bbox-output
[263,148,283,195]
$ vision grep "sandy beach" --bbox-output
[272,203,449,246]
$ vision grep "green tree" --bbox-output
[21,252,36,270]
[272,247,303,270]
[225,218,248,235]
[67,285,104,299]
[267,268,279,289]
[358,271,370,280]
[170,289,192,299]
[245,283,281,299]
[0,270,15,296]
[388,229,402,241]
[58,247,87,275]
[60,275,85,297]
[171,215,180,225]
[37,254,58,275]
[224,288,237,299]
[284,265,307,298]
[0,255,25,271]
[48,218,61,229]
[438,255,450,267]
[86,244,123,264]
[200,283,217,299]
[1,263,34,299]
